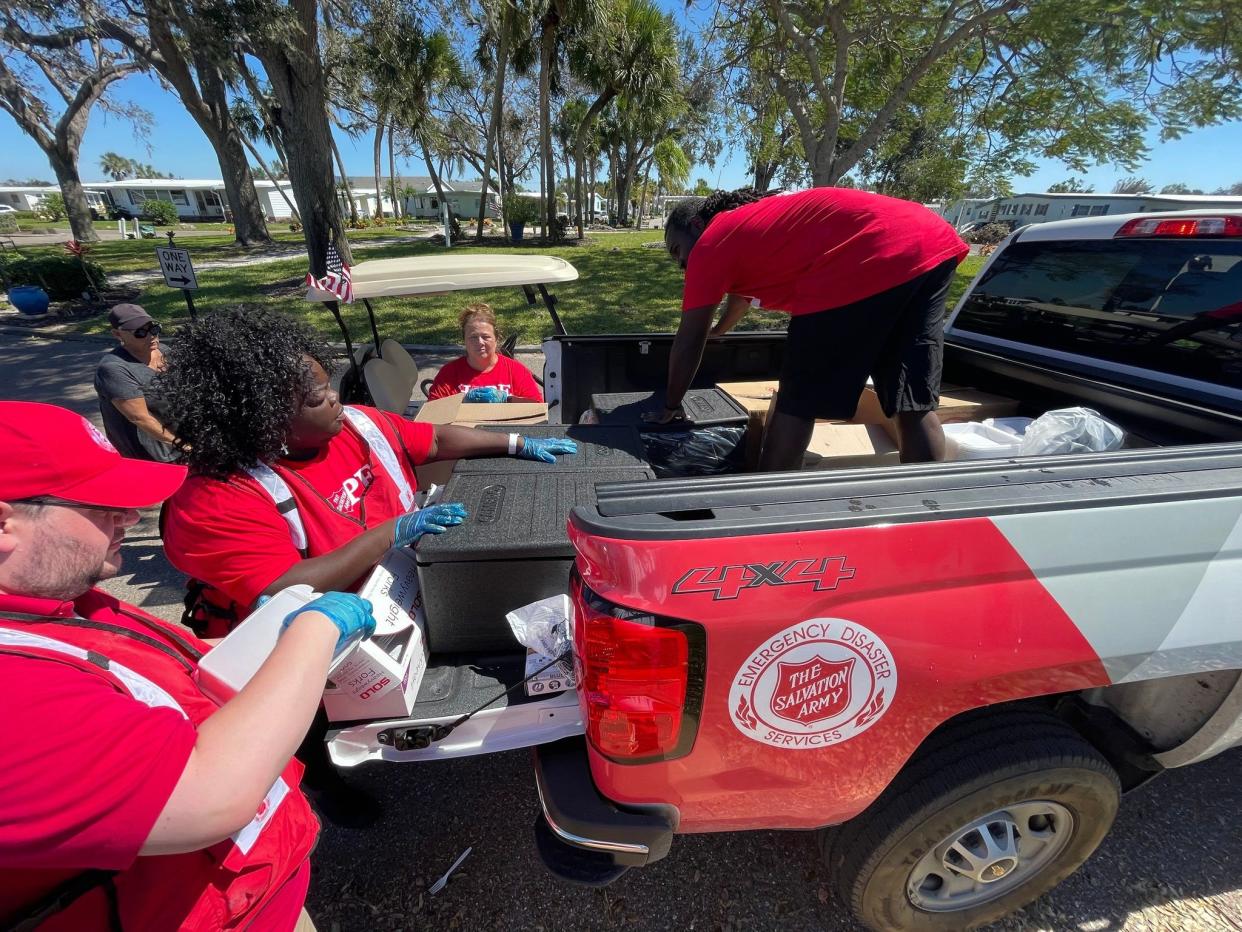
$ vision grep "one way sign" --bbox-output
[156,246,199,290]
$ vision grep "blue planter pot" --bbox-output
[8,285,50,316]
[509,221,525,243]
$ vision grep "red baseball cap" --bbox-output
[0,402,186,508]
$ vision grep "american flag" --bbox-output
[306,240,353,303]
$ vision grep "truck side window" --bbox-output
[953,239,1242,390]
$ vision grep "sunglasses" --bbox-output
[126,322,162,339]
[15,496,132,515]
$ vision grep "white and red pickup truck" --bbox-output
[325,210,1242,930]
[532,211,1242,930]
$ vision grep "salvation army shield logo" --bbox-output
[729,619,896,750]
[771,656,856,726]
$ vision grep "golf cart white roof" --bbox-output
[306,254,579,301]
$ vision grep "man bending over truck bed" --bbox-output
[650,187,969,469]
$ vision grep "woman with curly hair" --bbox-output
[651,187,969,469]
[427,303,544,402]
[157,306,575,633]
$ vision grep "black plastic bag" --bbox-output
[639,426,747,478]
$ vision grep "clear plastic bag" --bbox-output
[505,594,572,659]
[1018,407,1125,456]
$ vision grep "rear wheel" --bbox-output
[825,714,1120,931]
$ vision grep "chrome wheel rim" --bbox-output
[907,801,1075,912]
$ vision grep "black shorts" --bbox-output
[774,259,958,421]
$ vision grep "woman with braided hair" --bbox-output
[650,186,969,469]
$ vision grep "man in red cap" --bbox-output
[0,402,374,930]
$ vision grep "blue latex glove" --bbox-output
[464,385,509,403]
[517,436,579,464]
[282,591,376,654]
[392,502,468,547]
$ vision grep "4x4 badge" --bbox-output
[672,557,855,601]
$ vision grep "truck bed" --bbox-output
[571,443,1242,541]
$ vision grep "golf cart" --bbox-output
[305,253,579,414]
[301,251,786,768]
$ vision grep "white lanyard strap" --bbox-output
[343,406,416,510]
[243,463,310,554]
[0,627,187,717]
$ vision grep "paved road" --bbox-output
[3,330,1241,932]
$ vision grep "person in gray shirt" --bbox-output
[93,303,179,462]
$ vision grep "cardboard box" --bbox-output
[852,384,1003,427]
[413,394,548,427]
[724,380,863,469]
[717,381,781,468]
[195,556,430,722]
[458,401,548,427]
[803,423,900,470]
[322,548,429,721]
[413,394,550,487]
[866,387,1021,443]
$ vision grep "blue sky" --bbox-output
[4,54,1241,195]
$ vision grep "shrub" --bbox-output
[141,199,179,225]
[0,213,16,234]
[0,255,108,299]
[966,222,1011,246]
[503,194,539,226]
[37,193,67,221]
[549,214,570,242]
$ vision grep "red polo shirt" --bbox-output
[681,187,969,315]
[0,589,309,931]
[427,355,543,401]
[163,407,435,608]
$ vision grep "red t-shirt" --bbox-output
[427,355,543,401]
[681,187,969,315]
[0,591,309,931]
[163,406,434,608]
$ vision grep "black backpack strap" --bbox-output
[180,579,240,638]
[2,866,121,932]
[113,606,203,661]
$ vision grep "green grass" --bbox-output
[52,234,986,345]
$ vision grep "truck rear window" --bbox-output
[952,239,1242,389]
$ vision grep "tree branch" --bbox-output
[834,0,1026,179]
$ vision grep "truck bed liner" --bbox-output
[572,443,1242,540]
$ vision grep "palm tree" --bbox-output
[407,35,467,221]
[473,0,536,239]
[354,8,466,232]
[652,136,689,218]
[534,0,600,239]
[567,0,679,236]
[99,152,133,181]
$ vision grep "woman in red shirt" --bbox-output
[427,303,544,402]
[157,307,571,620]
[155,308,574,823]
[651,187,969,469]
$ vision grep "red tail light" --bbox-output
[571,575,702,763]
[1115,216,1242,238]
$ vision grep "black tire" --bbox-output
[826,713,1120,931]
